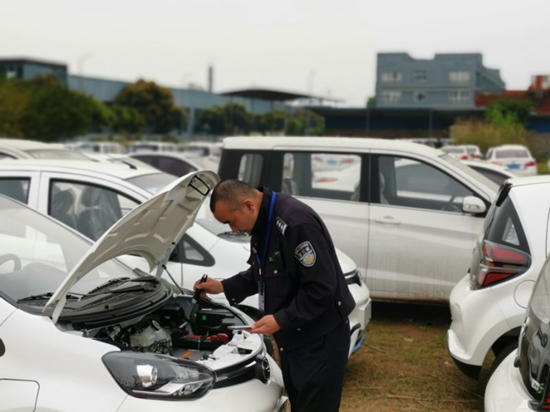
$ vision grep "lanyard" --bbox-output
[256,191,277,270]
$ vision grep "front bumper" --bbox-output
[485,351,533,412]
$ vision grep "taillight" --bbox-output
[314,177,337,183]
[460,155,469,160]
[525,161,537,167]
[475,240,531,289]
[491,161,502,166]
[472,154,481,159]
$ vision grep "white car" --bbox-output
[464,160,516,186]
[219,137,498,301]
[464,145,482,160]
[67,141,127,155]
[486,144,537,177]
[0,171,288,412]
[128,141,178,153]
[441,145,472,160]
[0,138,90,161]
[0,159,371,356]
[448,176,550,379]
[179,142,222,158]
[485,253,550,412]
[129,152,202,177]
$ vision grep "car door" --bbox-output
[368,153,487,301]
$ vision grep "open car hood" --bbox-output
[43,171,220,321]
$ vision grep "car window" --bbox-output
[238,154,264,188]
[281,152,362,202]
[470,167,508,186]
[484,195,529,253]
[375,156,474,213]
[126,173,176,195]
[442,147,464,154]
[158,157,197,176]
[49,181,139,241]
[169,234,214,266]
[495,149,530,159]
[0,178,30,204]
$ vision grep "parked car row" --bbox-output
[443,143,538,177]
[1,135,548,410]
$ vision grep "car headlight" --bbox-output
[103,352,216,400]
[345,270,363,286]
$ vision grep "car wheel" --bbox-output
[491,341,517,374]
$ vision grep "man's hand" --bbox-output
[193,277,224,295]
[249,315,281,335]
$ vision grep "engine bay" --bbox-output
[80,295,263,370]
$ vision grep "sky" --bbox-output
[1,0,549,106]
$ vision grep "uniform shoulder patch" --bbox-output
[275,216,288,236]
[294,241,316,267]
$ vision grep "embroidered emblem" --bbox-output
[276,217,288,235]
[295,241,316,267]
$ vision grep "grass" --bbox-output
[339,302,494,412]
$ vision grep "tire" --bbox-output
[491,341,517,374]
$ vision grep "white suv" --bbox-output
[448,176,550,379]
[219,136,498,302]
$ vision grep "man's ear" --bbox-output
[242,198,255,213]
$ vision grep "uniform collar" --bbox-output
[251,187,273,237]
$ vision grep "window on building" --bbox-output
[414,91,427,103]
[381,72,402,82]
[449,71,471,83]
[414,70,427,82]
[448,90,471,103]
[381,90,401,103]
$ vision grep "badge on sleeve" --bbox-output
[295,241,316,267]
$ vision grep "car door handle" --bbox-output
[374,216,401,225]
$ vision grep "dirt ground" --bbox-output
[338,302,494,412]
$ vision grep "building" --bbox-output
[0,57,68,84]
[476,75,550,116]
[375,53,505,109]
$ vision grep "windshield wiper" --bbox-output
[85,285,152,296]
[17,292,81,303]
[86,277,157,295]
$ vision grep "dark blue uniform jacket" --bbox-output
[222,187,355,350]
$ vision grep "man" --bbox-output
[195,179,354,412]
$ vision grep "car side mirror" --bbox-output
[462,196,486,214]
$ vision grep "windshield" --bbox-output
[196,218,250,243]
[26,149,89,161]
[0,196,136,304]
[126,173,177,195]
[496,149,530,159]
[440,154,498,192]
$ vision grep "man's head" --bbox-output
[210,180,262,234]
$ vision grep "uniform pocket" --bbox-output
[266,270,293,298]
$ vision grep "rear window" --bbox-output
[126,173,176,195]
[495,149,529,159]
[442,147,464,154]
[485,195,529,254]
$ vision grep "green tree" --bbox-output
[0,79,28,137]
[110,105,145,134]
[17,75,111,141]
[223,102,250,135]
[196,106,225,134]
[115,79,187,134]
[367,96,376,108]
[486,99,533,127]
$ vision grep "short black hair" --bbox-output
[210,179,258,213]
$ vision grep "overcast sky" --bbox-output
[2,0,549,106]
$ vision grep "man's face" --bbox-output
[214,199,257,234]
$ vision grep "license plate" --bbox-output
[327,159,338,165]
[508,163,520,170]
